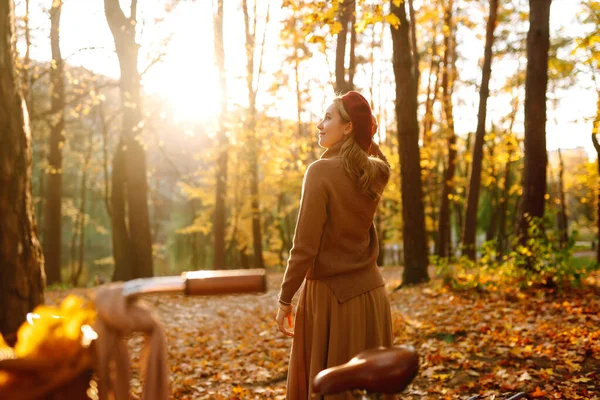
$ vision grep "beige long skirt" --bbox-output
[286,279,394,400]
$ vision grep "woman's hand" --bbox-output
[275,303,295,337]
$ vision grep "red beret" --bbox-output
[341,91,374,152]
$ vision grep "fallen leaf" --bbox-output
[531,386,545,397]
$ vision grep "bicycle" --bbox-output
[0,269,531,400]
[313,347,530,400]
[0,269,267,399]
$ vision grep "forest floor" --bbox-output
[46,266,600,400]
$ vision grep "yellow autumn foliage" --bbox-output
[5,295,97,362]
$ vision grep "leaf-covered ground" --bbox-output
[46,267,600,399]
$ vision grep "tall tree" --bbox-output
[0,0,45,340]
[436,0,457,258]
[70,133,93,286]
[407,0,420,93]
[104,0,153,279]
[555,148,568,247]
[42,0,65,285]
[517,0,551,252]
[421,29,441,245]
[591,96,600,263]
[579,0,600,263]
[335,0,356,94]
[390,0,429,284]
[20,0,31,102]
[497,66,523,257]
[462,0,500,259]
[280,3,312,137]
[242,0,271,269]
[213,0,228,269]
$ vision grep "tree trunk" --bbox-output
[597,153,600,264]
[97,101,111,217]
[556,148,568,248]
[335,0,356,94]
[376,212,386,266]
[496,138,515,257]
[72,136,92,286]
[110,139,134,281]
[390,0,429,284]
[436,0,457,258]
[0,0,45,340]
[517,0,550,255]
[21,0,31,102]
[294,43,303,137]
[422,37,441,245]
[407,0,420,94]
[591,98,600,263]
[226,156,243,267]
[242,0,270,269]
[42,0,65,285]
[462,0,499,259]
[486,138,499,242]
[240,246,250,269]
[105,0,153,279]
[497,65,523,257]
[276,191,286,266]
[422,36,439,142]
[213,0,228,269]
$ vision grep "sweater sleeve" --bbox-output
[278,162,328,304]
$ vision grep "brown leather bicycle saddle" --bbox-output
[312,346,419,395]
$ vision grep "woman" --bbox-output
[276,91,394,399]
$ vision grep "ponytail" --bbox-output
[333,98,391,200]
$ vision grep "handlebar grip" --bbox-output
[183,268,267,296]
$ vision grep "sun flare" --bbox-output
[141,3,222,125]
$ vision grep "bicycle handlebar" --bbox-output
[122,268,267,299]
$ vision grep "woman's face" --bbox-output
[316,103,351,148]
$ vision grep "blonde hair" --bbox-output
[333,97,391,201]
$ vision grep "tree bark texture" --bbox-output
[21,0,31,102]
[485,138,498,242]
[104,0,153,279]
[462,0,499,259]
[407,0,420,94]
[496,142,514,257]
[518,0,551,249]
[422,36,441,245]
[556,148,568,247]
[390,0,429,284]
[0,0,45,339]
[110,139,134,281]
[497,69,523,257]
[213,0,228,269]
[591,99,600,263]
[436,0,457,258]
[72,136,92,286]
[42,0,65,285]
[242,0,267,269]
[335,0,356,94]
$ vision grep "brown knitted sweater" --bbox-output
[278,141,389,304]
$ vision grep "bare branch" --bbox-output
[255,0,271,95]
[64,46,108,60]
[140,53,165,78]
[31,81,118,120]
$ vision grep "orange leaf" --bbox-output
[531,386,545,398]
